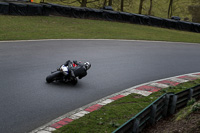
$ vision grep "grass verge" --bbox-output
[53,79,200,133]
[0,15,200,43]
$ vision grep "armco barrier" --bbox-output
[113,84,200,133]
[9,2,27,15]
[0,2,200,33]
[0,2,9,14]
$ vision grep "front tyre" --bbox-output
[71,78,78,85]
[46,71,62,83]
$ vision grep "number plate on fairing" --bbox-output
[61,65,68,72]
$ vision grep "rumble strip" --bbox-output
[30,72,200,133]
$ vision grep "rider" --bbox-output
[63,60,91,79]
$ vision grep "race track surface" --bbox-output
[0,39,200,133]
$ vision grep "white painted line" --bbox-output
[129,89,152,96]
[69,111,90,120]
[188,74,200,78]
[0,39,116,43]
[120,92,132,96]
[68,115,80,120]
[44,127,56,132]
[1,39,200,45]
[74,111,90,117]
[169,77,189,83]
[36,130,51,133]
[98,99,114,106]
[148,82,169,88]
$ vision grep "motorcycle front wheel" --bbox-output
[71,77,78,85]
[46,71,62,83]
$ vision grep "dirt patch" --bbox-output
[142,111,200,133]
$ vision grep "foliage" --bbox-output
[175,105,193,121]
[45,0,196,21]
[188,0,200,23]
[192,102,200,112]
[187,98,196,106]
[192,0,200,4]
[175,100,200,121]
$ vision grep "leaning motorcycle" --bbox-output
[46,61,91,85]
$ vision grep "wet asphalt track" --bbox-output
[0,39,200,133]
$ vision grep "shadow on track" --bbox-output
[45,81,84,90]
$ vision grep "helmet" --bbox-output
[84,62,91,70]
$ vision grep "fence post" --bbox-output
[132,119,140,133]
[163,94,170,117]
[170,94,177,114]
[150,104,157,124]
[189,88,193,100]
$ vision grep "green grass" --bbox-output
[54,93,162,133]
[54,79,200,133]
[0,15,200,43]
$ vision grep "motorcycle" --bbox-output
[46,61,91,85]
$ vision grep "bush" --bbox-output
[192,102,200,112]
[187,98,196,106]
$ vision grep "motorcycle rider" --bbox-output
[63,60,91,79]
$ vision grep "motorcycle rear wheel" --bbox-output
[46,71,62,83]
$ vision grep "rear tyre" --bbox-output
[46,71,62,83]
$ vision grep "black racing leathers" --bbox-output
[64,60,87,79]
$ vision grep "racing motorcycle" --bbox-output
[46,61,91,85]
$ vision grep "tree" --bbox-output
[121,0,124,11]
[139,0,145,14]
[73,0,99,7]
[168,0,173,18]
[81,0,87,7]
[188,0,200,22]
[148,0,153,15]
[192,0,200,4]
[103,0,107,7]
[103,0,112,7]
[108,0,112,6]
